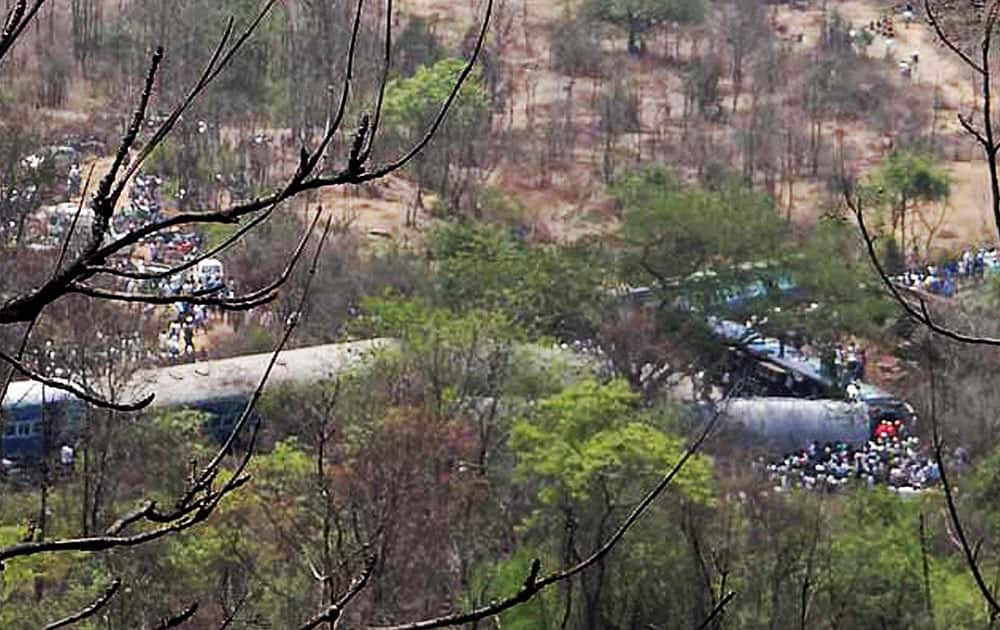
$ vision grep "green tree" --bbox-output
[818,490,982,629]
[512,379,712,505]
[509,379,712,628]
[429,222,611,339]
[878,151,950,259]
[617,167,785,295]
[776,219,896,342]
[584,0,706,55]
[384,58,491,210]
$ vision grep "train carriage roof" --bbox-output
[3,338,393,412]
[136,338,393,408]
[2,379,75,410]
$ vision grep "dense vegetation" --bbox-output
[3,0,1000,628]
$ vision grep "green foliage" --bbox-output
[616,167,892,339]
[970,446,1000,530]
[360,296,516,347]
[617,166,785,288]
[512,379,713,506]
[549,16,606,77]
[430,222,611,339]
[0,550,97,628]
[477,185,529,226]
[821,490,982,629]
[198,221,241,251]
[585,0,706,52]
[188,0,280,118]
[467,549,560,629]
[384,57,488,137]
[383,57,490,201]
[779,219,896,340]
[880,151,951,207]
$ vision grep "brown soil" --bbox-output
[40,0,1000,254]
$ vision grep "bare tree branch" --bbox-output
[90,46,164,248]
[177,213,335,516]
[304,0,367,176]
[299,551,378,630]
[0,0,46,62]
[0,0,493,580]
[1,164,96,426]
[0,346,155,411]
[66,283,272,311]
[925,0,1000,240]
[118,0,279,196]
[924,0,986,75]
[43,578,122,629]
[695,590,737,630]
[150,602,199,630]
[958,113,990,148]
[308,0,494,187]
[359,0,395,165]
[0,0,492,339]
[0,212,333,566]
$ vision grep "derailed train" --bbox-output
[696,397,913,451]
[617,283,916,448]
[705,318,916,448]
[2,323,913,461]
[1,338,390,460]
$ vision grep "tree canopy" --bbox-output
[584,0,706,53]
[616,166,786,288]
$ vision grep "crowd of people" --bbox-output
[893,245,1000,298]
[819,342,868,390]
[765,420,941,494]
[116,173,204,263]
[158,312,205,363]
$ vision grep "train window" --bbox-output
[4,424,15,436]
[32,422,42,435]
[17,423,30,436]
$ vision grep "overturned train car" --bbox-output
[1,338,391,460]
[705,398,873,450]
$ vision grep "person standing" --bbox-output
[183,320,195,360]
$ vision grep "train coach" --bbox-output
[1,338,391,460]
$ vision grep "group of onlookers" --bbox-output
[765,429,941,494]
[894,246,1000,298]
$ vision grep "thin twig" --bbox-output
[44,578,122,629]
[299,551,378,630]
[150,602,199,630]
[924,0,986,75]
[695,590,736,630]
